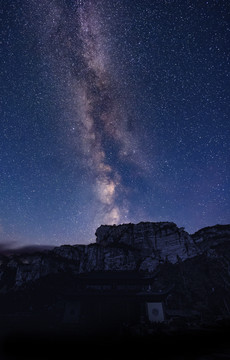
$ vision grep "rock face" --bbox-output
[191,224,230,251]
[96,222,197,263]
[0,222,229,289]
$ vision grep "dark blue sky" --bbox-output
[1,0,230,247]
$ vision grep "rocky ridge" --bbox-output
[191,224,230,250]
[0,222,229,288]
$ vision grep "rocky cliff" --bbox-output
[96,221,197,262]
[0,222,229,289]
[191,224,230,250]
[0,222,194,287]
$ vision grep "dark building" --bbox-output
[61,271,172,333]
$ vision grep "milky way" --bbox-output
[29,0,148,227]
[75,0,132,224]
[24,0,147,235]
[1,0,230,246]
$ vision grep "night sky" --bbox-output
[1,0,230,247]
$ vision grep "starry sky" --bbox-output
[1,0,230,247]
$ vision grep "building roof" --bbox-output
[77,270,159,284]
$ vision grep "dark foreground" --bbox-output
[1,322,230,360]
